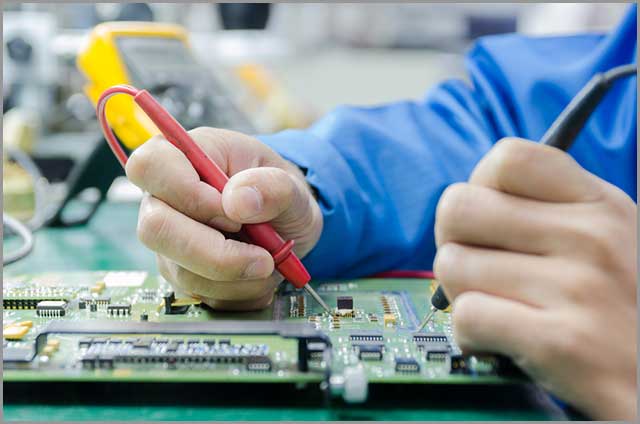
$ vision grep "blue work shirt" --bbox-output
[259,6,637,279]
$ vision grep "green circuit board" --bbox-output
[3,272,522,402]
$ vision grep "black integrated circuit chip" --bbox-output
[413,333,448,343]
[356,344,383,361]
[350,332,383,343]
[107,304,131,316]
[246,356,272,372]
[336,296,353,310]
[36,301,67,317]
[395,357,420,373]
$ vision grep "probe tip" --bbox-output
[304,284,332,314]
[417,306,437,332]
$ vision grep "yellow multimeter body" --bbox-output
[77,22,190,149]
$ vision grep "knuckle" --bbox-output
[189,126,218,140]
[137,202,170,251]
[561,266,604,305]
[492,138,534,185]
[547,321,590,365]
[436,183,472,237]
[207,239,249,281]
[451,294,478,349]
[182,183,205,218]
[433,243,460,285]
[565,220,617,265]
[125,140,157,184]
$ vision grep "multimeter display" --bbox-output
[116,37,198,88]
[116,36,254,134]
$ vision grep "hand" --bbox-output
[434,138,637,419]
[126,127,323,311]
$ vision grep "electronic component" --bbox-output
[426,349,449,362]
[336,296,353,310]
[107,304,132,316]
[395,357,420,373]
[36,300,67,317]
[383,313,396,326]
[90,281,106,294]
[350,332,383,343]
[450,354,469,374]
[162,292,191,315]
[3,286,69,310]
[80,295,111,305]
[3,324,30,340]
[246,356,273,372]
[356,344,383,361]
[413,333,448,344]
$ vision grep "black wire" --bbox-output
[603,63,637,82]
[540,64,637,151]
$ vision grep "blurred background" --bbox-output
[2,3,628,233]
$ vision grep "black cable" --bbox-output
[540,63,637,150]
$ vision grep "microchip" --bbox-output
[336,296,353,310]
[356,344,383,361]
[413,333,448,343]
[36,300,67,317]
[450,354,469,374]
[395,357,420,373]
[426,349,449,362]
[246,356,272,372]
[98,355,114,369]
[350,332,383,343]
[107,304,131,316]
[165,342,179,352]
[133,338,152,349]
[78,338,93,347]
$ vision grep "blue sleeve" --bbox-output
[259,5,636,279]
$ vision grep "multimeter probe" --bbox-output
[96,84,331,314]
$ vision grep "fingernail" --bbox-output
[244,257,272,279]
[232,186,263,220]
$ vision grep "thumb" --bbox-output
[222,167,315,231]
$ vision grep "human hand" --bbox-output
[126,127,323,310]
[434,138,637,419]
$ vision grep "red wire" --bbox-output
[373,270,435,279]
[96,84,140,169]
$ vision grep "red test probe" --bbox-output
[96,84,331,314]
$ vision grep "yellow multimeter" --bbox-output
[77,21,254,149]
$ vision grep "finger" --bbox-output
[435,182,567,254]
[137,195,274,281]
[222,167,315,230]
[470,138,604,203]
[157,255,280,304]
[452,291,548,362]
[434,242,569,308]
[126,135,240,232]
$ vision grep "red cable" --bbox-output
[373,270,435,279]
[97,84,140,168]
